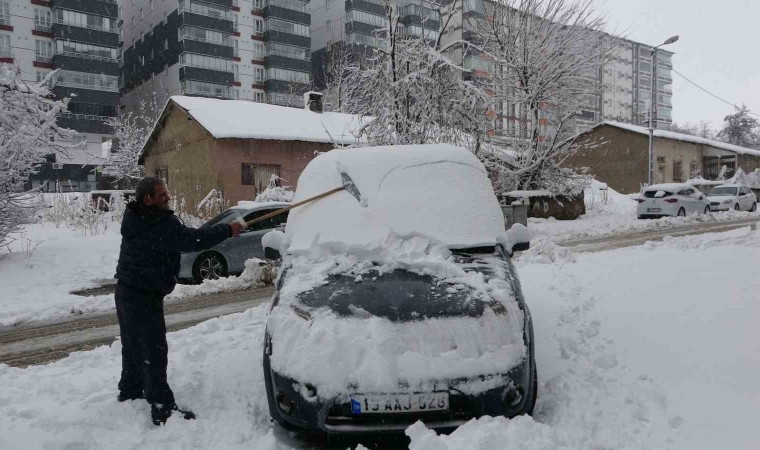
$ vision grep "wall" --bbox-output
[564,126,649,194]
[652,136,701,185]
[213,138,333,204]
[142,103,221,215]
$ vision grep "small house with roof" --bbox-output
[565,121,760,193]
[140,94,364,212]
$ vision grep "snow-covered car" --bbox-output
[636,183,710,219]
[706,184,757,212]
[178,201,289,283]
[262,144,536,434]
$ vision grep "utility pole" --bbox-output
[648,35,679,186]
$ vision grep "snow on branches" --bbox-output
[339,1,488,151]
[254,175,294,203]
[0,66,77,249]
[104,95,162,181]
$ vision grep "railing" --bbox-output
[60,112,111,121]
[178,1,234,21]
[266,49,310,61]
[252,31,264,38]
[182,87,233,98]
[57,50,118,63]
[35,55,53,64]
[54,81,119,92]
[180,33,234,47]
[267,0,309,13]
[180,61,233,73]
[0,16,10,26]
[34,24,52,33]
[54,20,118,33]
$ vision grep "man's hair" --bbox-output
[135,177,165,204]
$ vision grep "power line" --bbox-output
[671,68,760,118]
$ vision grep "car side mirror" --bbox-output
[262,230,285,261]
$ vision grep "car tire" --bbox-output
[734,204,740,211]
[637,215,645,220]
[751,202,757,212]
[191,252,228,283]
[704,206,710,215]
[677,208,686,217]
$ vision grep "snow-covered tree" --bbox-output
[0,67,76,249]
[340,1,489,151]
[104,95,162,181]
[717,105,759,149]
[466,0,613,194]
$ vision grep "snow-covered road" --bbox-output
[1,227,758,449]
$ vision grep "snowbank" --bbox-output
[168,258,266,300]
[285,144,507,255]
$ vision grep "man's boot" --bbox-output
[151,403,196,426]
[117,390,144,402]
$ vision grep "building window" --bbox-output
[673,160,683,183]
[265,67,309,83]
[252,0,264,10]
[0,34,12,57]
[55,9,116,32]
[180,53,233,72]
[253,18,264,36]
[265,18,309,37]
[241,163,281,191]
[53,70,119,91]
[34,9,52,32]
[253,67,264,83]
[55,40,118,61]
[253,42,265,59]
[253,91,265,103]
[35,40,53,62]
[0,2,9,26]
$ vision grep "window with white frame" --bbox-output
[265,67,309,83]
[0,34,11,57]
[0,2,9,26]
[253,67,264,83]
[253,42,265,59]
[266,18,309,37]
[253,18,264,35]
[180,53,233,72]
[34,9,52,31]
[35,40,53,61]
[253,91,265,102]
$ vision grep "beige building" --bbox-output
[565,122,760,194]
[140,95,363,213]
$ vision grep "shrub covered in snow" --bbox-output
[253,175,294,203]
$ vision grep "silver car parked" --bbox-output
[178,202,290,283]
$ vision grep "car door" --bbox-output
[676,189,692,213]
[235,208,291,264]
[740,187,752,209]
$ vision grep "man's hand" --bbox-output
[229,221,247,237]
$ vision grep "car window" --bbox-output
[644,190,672,198]
[203,209,237,228]
[243,209,289,232]
[677,189,689,196]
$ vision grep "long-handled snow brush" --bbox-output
[243,169,363,228]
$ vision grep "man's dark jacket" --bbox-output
[115,201,231,293]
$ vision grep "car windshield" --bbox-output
[710,187,738,196]
[644,190,673,198]
[293,248,510,322]
[202,209,238,228]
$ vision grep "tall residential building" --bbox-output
[310,0,441,89]
[1,0,120,191]
[120,0,312,111]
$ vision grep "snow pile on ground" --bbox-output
[168,258,266,300]
[529,180,759,244]
[515,240,576,265]
[2,228,758,449]
[285,144,507,254]
[0,223,122,326]
[268,235,526,398]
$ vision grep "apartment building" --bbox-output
[310,0,441,89]
[1,0,119,191]
[120,0,312,111]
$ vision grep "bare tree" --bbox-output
[341,0,489,150]
[320,42,353,112]
[670,121,714,139]
[466,0,614,194]
[0,67,77,249]
[104,95,162,181]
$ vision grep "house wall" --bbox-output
[213,138,334,204]
[142,104,221,214]
[565,125,703,194]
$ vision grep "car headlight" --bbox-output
[722,199,733,204]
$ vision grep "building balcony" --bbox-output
[179,65,235,86]
[52,0,119,18]
[264,30,309,49]
[264,54,311,72]
[179,11,234,33]
[57,113,113,134]
[180,39,234,59]
[52,23,119,47]
[53,53,119,75]
[33,24,53,35]
[345,0,385,17]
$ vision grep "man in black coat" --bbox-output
[114,177,245,425]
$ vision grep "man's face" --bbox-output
[144,183,171,210]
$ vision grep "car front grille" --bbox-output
[710,202,720,206]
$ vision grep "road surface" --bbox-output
[0,286,274,368]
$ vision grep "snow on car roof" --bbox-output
[644,183,693,192]
[285,144,506,255]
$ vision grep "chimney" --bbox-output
[304,91,324,113]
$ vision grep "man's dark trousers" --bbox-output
[115,282,174,406]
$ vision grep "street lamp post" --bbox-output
[648,35,679,186]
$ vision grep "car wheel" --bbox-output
[704,206,710,215]
[734,204,740,211]
[677,208,686,217]
[751,202,757,212]
[637,215,646,220]
[192,252,227,283]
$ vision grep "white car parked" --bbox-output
[706,184,757,212]
[637,183,710,219]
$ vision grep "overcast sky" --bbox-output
[599,0,759,130]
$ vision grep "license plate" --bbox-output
[647,208,661,212]
[350,393,449,415]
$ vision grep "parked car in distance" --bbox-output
[637,183,710,219]
[706,184,757,212]
[178,201,290,283]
